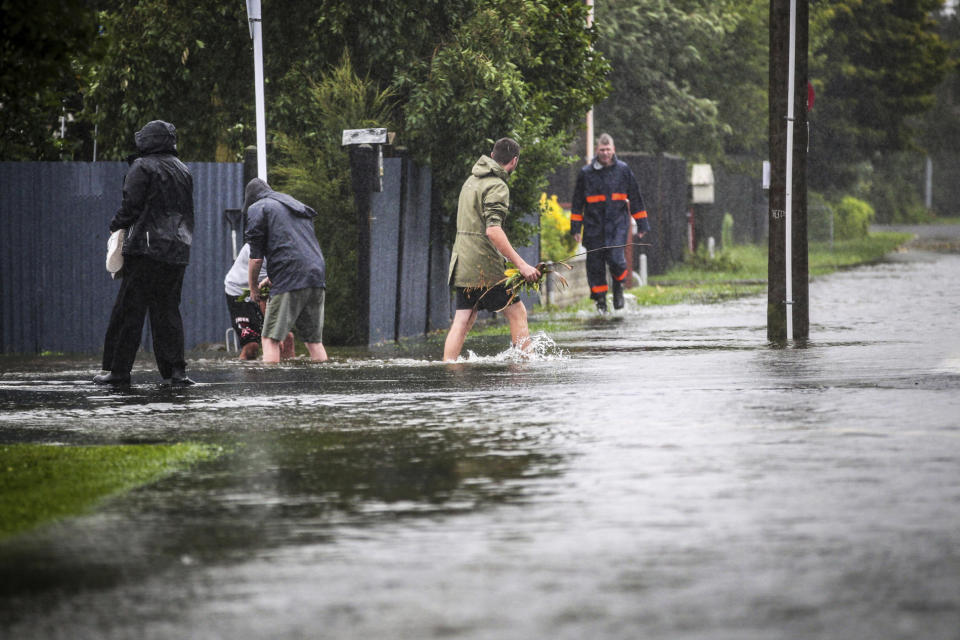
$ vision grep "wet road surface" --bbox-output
[1,236,958,639]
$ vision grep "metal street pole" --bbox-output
[246,0,267,180]
[585,0,594,163]
[768,0,809,343]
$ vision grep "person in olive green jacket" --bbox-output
[443,138,541,361]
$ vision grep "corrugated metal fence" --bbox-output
[0,161,243,355]
[368,158,439,344]
[618,153,688,276]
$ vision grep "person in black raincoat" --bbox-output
[570,133,650,312]
[94,120,195,386]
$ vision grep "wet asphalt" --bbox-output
[0,225,958,639]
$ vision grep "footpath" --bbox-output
[872,222,960,252]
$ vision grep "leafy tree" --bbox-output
[400,0,609,246]
[0,0,102,160]
[915,8,960,217]
[592,0,741,157]
[917,7,960,156]
[265,0,473,141]
[84,2,250,161]
[808,0,950,194]
[271,55,396,345]
[699,0,769,161]
[81,0,607,238]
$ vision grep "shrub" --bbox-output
[866,153,932,223]
[684,246,742,273]
[807,190,836,242]
[539,193,578,263]
[721,212,735,248]
[834,195,875,240]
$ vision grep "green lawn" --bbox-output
[648,232,910,283]
[637,231,912,304]
[535,231,909,322]
[0,443,220,539]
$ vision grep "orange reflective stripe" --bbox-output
[632,210,648,220]
[570,213,583,221]
[586,194,606,203]
[591,285,609,294]
[616,268,629,281]
[611,193,628,201]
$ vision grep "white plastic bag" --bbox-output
[106,228,126,278]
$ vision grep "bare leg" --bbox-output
[239,342,260,360]
[443,308,478,361]
[501,301,532,352]
[262,337,282,363]
[280,332,296,359]
[305,342,328,362]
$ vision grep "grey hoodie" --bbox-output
[243,178,326,295]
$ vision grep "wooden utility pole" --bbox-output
[768,0,809,342]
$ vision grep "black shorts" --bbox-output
[225,293,264,346]
[455,283,516,312]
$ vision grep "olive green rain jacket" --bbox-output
[448,155,510,289]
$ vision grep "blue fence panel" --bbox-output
[0,161,243,355]
[368,160,402,344]
[182,162,244,351]
[397,161,432,339]
[428,226,453,333]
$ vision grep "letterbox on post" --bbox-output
[690,164,715,204]
[343,128,392,344]
[689,164,716,252]
[342,128,389,192]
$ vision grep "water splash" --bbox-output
[462,331,567,363]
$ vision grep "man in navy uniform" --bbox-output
[570,133,650,312]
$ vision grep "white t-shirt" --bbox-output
[224,243,268,298]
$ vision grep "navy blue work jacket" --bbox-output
[570,157,650,249]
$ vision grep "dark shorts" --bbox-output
[455,283,516,312]
[225,293,263,347]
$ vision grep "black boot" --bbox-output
[93,371,131,386]
[594,295,608,314]
[612,280,624,310]
[163,368,195,386]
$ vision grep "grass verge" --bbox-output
[639,231,912,304]
[0,443,221,539]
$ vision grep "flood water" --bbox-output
[1,242,959,639]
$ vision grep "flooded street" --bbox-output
[1,241,959,639]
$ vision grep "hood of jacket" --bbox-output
[471,155,509,181]
[242,177,317,219]
[135,120,178,155]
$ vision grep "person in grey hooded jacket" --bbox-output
[94,120,195,386]
[243,178,328,363]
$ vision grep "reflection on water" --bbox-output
[1,253,959,639]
